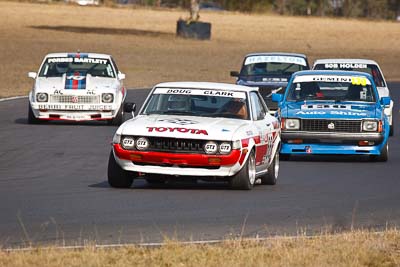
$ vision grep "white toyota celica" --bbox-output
[109,82,281,190]
[28,52,126,125]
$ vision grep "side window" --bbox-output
[110,57,119,74]
[250,92,267,121]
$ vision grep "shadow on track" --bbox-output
[30,25,174,38]
[89,179,234,190]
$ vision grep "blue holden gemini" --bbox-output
[272,70,391,161]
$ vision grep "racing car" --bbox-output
[108,82,281,190]
[313,59,394,136]
[272,70,391,161]
[27,52,127,125]
[231,52,310,114]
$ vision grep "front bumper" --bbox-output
[281,131,385,155]
[282,131,384,142]
[113,144,245,177]
[30,102,120,121]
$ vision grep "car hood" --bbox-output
[282,101,377,119]
[119,115,250,141]
[35,76,118,92]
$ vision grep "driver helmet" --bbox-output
[167,95,189,110]
[56,62,69,74]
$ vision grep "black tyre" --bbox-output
[107,150,135,188]
[260,151,279,185]
[280,153,290,161]
[108,105,124,126]
[28,103,40,124]
[370,142,388,162]
[229,151,256,190]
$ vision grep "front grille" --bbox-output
[301,119,362,133]
[147,137,206,154]
[50,95,100,104]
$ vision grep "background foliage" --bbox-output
[133,0,400,20]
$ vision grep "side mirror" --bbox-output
[123,102,136,115]
[28,72,37,79]
[272,93,283,103]
[118,72,126,80]
[380,96,391,106]
[230,71,239,77]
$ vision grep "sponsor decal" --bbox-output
[53,89,63,95]
[295,110,367,116]
[153,88,246,99]
[147,127,208,135]
[65,72,86,90]
[244,55,307,66]
[293,75,371,85]
[323,63,368,69]
[262,77,288,82]
[222,129,231,132]
[38,104,113,110]
[328,122,335,130]
[48,57,107,65]
[158,118,199,125]
[246,130,253,136]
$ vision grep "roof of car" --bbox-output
[245,52,307,59]
[44,52,111,59]
[154,82,258,93]
[313,58,378,65]
[292,70,374,79]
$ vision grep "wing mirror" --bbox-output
[230,71,239,77]
[380,97,391,106]
[123,102,136,117]
[28,72,37,79]
[118,72,126,80]
[272,93,283,103]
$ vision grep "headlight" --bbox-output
[232,140,241,149]
[121,136,135,149]
[112,133,121,144]
[362,120,378,132]
[36,93,48,102]
[219,142,232,154]
[102,93,114,103]
[136,137,150,151]
[204,141,218,154]
[285,118,300,130]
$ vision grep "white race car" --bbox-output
[313,59,394,136]
[28,52,127,125]
[109,82,281,190]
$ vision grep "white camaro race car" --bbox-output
[28,52,127,125]
[108,82,281,190]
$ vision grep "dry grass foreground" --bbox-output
[0,230,399,267]
[0,2,400,98]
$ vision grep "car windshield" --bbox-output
[314,63,386,87]
[286,75,376,103]
[39,57,115,78]
[240,55,308,77]
[142,88,250,120]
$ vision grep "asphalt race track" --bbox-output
[0,83,399,247]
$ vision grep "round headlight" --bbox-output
[121,137,135,149]
[136,137,150,151]
[204,141,218,154]
[102,93,114,103]
[219,142,232,154]
[36,93,48,102]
